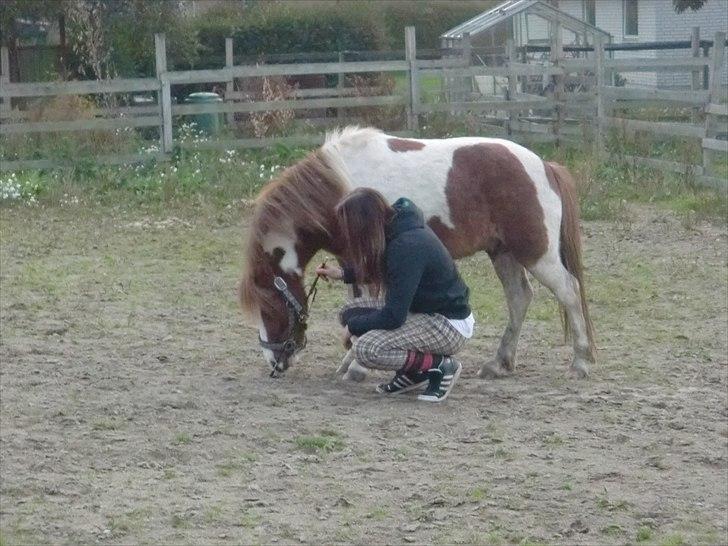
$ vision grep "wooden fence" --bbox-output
[1,27,726,188]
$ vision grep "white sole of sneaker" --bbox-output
[417,362,462,403]
[375,380,428,395]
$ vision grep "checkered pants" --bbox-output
[339,298,467,371]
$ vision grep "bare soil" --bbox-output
[1,203,726,546]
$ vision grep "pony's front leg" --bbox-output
[337,339,368,382]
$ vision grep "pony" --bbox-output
[240,126,595,379]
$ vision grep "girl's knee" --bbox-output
[353,333,377,366]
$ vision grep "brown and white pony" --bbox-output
[240,127,595,380]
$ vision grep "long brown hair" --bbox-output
[335,188,394,293]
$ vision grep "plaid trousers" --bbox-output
[339,298,467,371]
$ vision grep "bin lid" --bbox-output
[185,92,223,103]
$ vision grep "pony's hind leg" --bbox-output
[528,252,592,379]
[479,252,534,379]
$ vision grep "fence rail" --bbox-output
[1,27,726,189]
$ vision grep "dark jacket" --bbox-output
[344,198,471,337]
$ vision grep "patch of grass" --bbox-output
[173,433,192,445]
[561,482,573,491]
[493,447,516,461]
[203,504,224,524]
[239,508,261,528]
[170,513,189,529]
[596,494,631,512]
[469,487,488,502]
[294,430,345,453]
[659,534,686,546]
[601,524,625,536]
[637,526,653,542]
[365,506,389,520]
[92,420,119,431]
[162,469,177,480]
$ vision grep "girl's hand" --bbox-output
[316,264,344,281]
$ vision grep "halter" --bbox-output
[259,264,325,377]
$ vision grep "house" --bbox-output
[442,0,728,88]
[556,0,728,87]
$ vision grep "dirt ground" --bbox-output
[1,202,726,546]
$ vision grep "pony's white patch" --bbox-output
[322,128,561,247]
[261,230,302,276]
[258,323,275,363]
[322,128,455,228]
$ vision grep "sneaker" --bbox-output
[417,357,463,402]
[376,370,428,394]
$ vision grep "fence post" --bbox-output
[506,38,517,135]
[594,37,606,157]
[337,51,345,124]
[550,22,563,146]
[703,31,726,176]
[225,37,234,127]
[1,46,9,116]
[460,32,472,101]
[691,27,701,123]
[405,26,419,133]
[155,33,173,155]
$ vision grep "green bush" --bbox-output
[190,0,497,66]
[379,0,499,50]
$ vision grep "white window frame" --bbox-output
[623,0,639,38]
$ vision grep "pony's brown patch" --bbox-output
[387,138,425,153]
[429,143,547,265]
[239,150,347,323]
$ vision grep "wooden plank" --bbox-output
[604,117,705,138]
[0,104,160,120]
[0,78,159,98]
[698,175,728,189]
[707,31,726,100]
[560,59,593,72]
[225,37,234,126]
[172,95,405,116]
[0,115,160,134]
[292,86,380,98]
[706,103,728,116]
[603,86,709,104]
[415,58,467,69]
[422,63,566,78]
[604,56,710,71]
[0,152,167,171]
[421,99,554,114]
[1,46,9,114]
[691,27,701,93]
[162,60,410,85]
[405,26,418,130]
[623,154,703,175]
[702,138,728,152]
[155,33,173,154]
[178,131,414,151]
[595,38,606,155]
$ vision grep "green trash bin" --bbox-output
[184,92,223,135]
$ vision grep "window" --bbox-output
[624,0,639,36]
[584,0,596,26]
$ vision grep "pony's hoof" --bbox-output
[342,360,367,382]
[569,361,590,379]
[478,360,512,379]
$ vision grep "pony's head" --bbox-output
[239,150,347,376]
[240,241,308,375]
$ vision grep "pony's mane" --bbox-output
[239,149,349,321]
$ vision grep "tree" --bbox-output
[673,0,707,13]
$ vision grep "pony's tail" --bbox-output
[546,161,596,361]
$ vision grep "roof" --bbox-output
[441,0,610,40]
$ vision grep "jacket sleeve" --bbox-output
[346,239,426,336]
